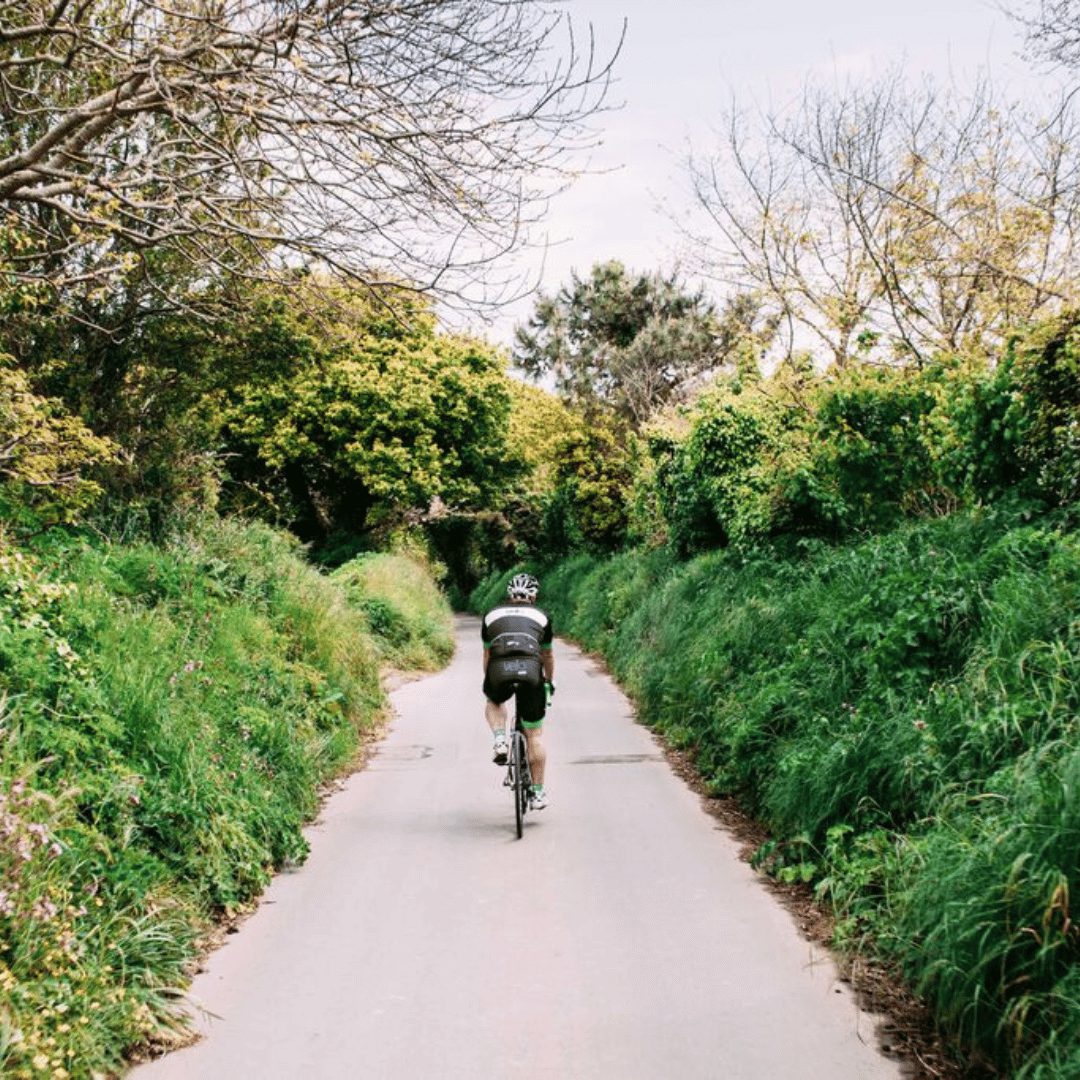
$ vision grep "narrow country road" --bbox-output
[132,617,902,1080]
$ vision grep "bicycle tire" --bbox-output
[512,729,528,838]
[519,731,532,822]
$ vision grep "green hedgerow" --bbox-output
[0,517,451,1077]
[503,506,1080,1074]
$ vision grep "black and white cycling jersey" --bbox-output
[481,602,553,658]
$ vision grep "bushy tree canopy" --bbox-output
[513,260,723,427]
[217,281,519,544]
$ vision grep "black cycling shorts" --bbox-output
[483,656,546,727]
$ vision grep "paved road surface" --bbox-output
[132,617,901,1080]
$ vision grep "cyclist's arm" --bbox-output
[541,618,555,683]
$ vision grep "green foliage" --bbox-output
[332,551,454,671]
[807,363,940,529]
[892,748,1080,1075]
[543,421,638,555]
[1,273,526,547]
[640,343,1060,556]
[919,355,1029,503]
[0,360,117,531]
[1011,311,1080,506]
[505,509,1080,1074]
[650,390,779,553]
[0,517,449,1077]
[218,280,520,545]
[506,381,581,502]
[514,260,724,427]
[0,265,235,536]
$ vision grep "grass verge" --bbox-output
[472,507,1080,1077]
[0,518,451,1079]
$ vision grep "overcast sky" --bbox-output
[475,0,1046,347]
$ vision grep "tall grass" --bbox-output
[332,550,455,671]
[472,508,1080,1075]
[0,518,451,1078]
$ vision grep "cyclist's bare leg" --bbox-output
[485,699,508,734]
[525,725,546,786]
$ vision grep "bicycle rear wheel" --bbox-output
[512,730,528,838]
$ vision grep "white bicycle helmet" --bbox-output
[507,572,539,602]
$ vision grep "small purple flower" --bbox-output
[31,898,57,921]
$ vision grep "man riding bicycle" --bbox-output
[481,573,554,810]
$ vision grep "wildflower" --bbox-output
[32,898,58,921]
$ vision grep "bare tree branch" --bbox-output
[1006,0,1080,68]
[684,70,1080,366]
[0,0,622,313]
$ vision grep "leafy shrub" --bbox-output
[640,335,1067,557]
[0,360,116,531]
[806,363,940,529]
[648,383,802,554]
[542,421,637,555]
[1011,311,1080,506]
[921,356,1030,503]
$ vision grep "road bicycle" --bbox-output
[502,705,532,839]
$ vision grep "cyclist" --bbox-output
[481,572,554,810]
